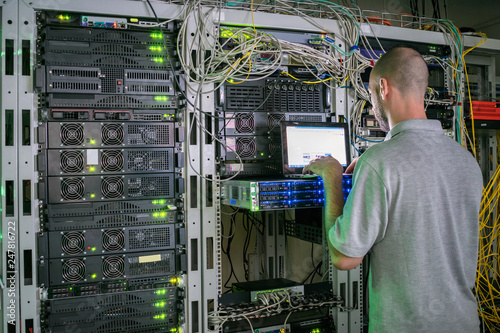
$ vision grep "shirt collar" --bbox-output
[385,119,443,141]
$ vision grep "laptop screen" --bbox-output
[281,122,351,176]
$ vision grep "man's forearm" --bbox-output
[322,175,345,263]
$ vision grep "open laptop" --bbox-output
[281,121,351,178]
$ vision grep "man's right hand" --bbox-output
[345,157,359,174]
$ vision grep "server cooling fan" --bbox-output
[236,138,256,158]
[61,231,85,255]
[101,123,124,145]
[102,256,125,279]
[60,178,85,200]
[235,113,254,133]
[269,138,281,157]
[60,150,84,173]
[60,123,84,146]
[62,258,86,282]
[101,176,124,199]
[101,150,124,172]
[268,114,284,131]
[102,229,125,252]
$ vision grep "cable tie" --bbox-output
[349,45,359,51]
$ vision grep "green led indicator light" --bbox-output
[154,314,166,320]
[89,166,96,172]
[58,15,70,20]
[149,46,163,52]
[152,200,158,204]
[90,139,96,144]
[152,57,164,63]
[155,96,169,101]
[153,212,160,218]
[160,199,165,204]
[150,32,163,38]
[156,289,167,295]
[91,247,96,251]
[91,273,97,279]
[155,301,166,307]
[229,79,235,83]
[260,152,264,156]
[90,193,96,198]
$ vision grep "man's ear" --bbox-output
[379,78,389,101]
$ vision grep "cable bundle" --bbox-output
[477,164,500,331]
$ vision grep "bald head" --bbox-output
[371,47,429,99]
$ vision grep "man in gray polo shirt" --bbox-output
[304,47,482,332]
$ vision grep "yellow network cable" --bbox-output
[476,162,500,329]
[280,71,336,84]
[225,52,252,84]
[462,33,488,159]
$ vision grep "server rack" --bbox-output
[1,1,498,332]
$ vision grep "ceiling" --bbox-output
[353,0,500,39]
[352,0,500,75]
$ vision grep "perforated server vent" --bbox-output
[129,227,172,250]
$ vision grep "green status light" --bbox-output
[90,193,96,198]
[89,166,96,172]
[170,328,178,333]
[159,199,166,204]
[154,301,166,307]
[149,46,163,52]
[151,32,163,38]
[153,212,160,218]
[155,96,169,101]
[91,273,97,279]
[155,289,167,295]
[58,15,70,20]
[153,57,164,63]
[154,314,166,320]
[90,139,96,144]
